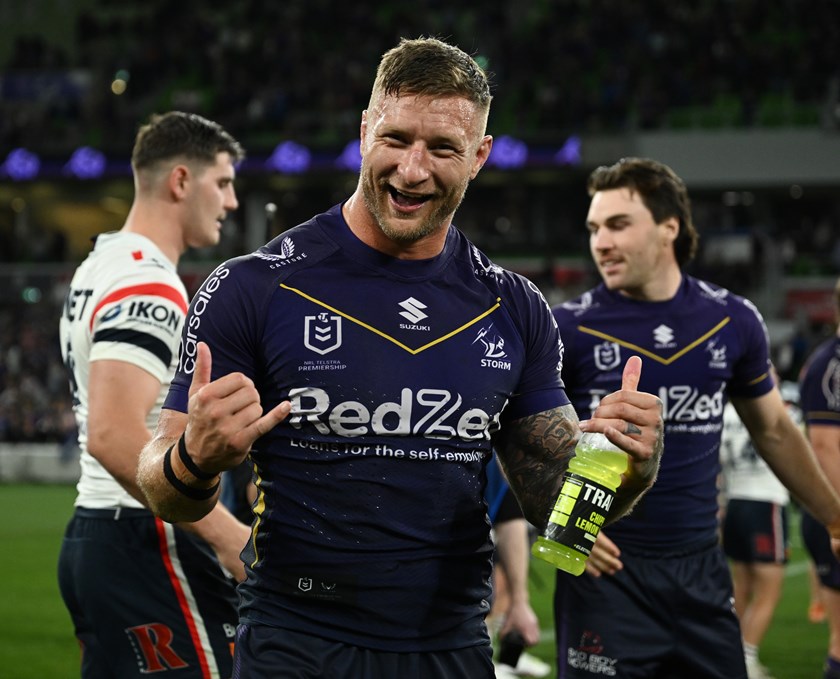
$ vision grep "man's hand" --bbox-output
[580,355,663,488]
[498,599,541,647]
[826,516,840,561]
[583,532,623,577]
[183,342,290,475]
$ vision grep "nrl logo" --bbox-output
[594,341,620,371]
[304,312,342,355]
[297,577,312,592]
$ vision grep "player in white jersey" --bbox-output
[58,111,248,679]
[720,381,801,679]
[63,231,189,507]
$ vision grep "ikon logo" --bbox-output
[399,297,428,323]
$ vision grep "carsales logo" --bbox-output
[178,264,230,374]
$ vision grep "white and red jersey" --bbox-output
[59,231,188,508]
[719,400,798,506]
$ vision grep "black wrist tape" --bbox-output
[177,435,217,480]
[163,445,219,501]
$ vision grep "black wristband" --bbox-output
[163,445,220,501]
[177,435,217,480]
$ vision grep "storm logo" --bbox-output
[474,325,511,370]
[563,292,596,316]
[706,338,728,369]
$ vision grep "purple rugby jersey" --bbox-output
[164,203,568,651]
[553,277,775,551]
[800,335,840,428]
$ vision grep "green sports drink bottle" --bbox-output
[531,432,628,575]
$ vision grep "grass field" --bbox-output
[0,484,80,678]
[0,484,830,678]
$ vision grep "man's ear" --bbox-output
[168,164,190,200]
[661,216,680,245]
[470,135,493,180]
[358,110,368,157]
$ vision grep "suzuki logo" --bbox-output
[653,324,674,346]
[399,297,428,324]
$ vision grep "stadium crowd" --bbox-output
[2,0,839,157]
[0,291,75,445]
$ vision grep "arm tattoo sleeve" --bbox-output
[493,404,580,529]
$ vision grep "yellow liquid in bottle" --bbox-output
[532,433,627,575]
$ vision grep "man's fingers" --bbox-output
[241,401,291,446]
[189,341,212,397]
[262,401,292,430]
[621,355,642,392]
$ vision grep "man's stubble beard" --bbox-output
[359,162,470,245]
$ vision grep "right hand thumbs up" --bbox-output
[621,355,642,392]
[189,341,213,399]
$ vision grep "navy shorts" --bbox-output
[233,623,495,678]
[554,540,746,679]
[58,507,239,678]
[722,499,789,564]
[801,509,840,590]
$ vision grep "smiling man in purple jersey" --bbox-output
[136,38,664,679]
[552,157,840,679]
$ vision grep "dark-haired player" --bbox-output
[552,157,840,678]
[59,111,247,678]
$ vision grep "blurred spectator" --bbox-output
[0,283,74,443]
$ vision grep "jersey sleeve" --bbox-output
[726,296,774,399]
[502,275,569,421]
[800,341,840,427]
[164,258,266,413]
[88,275,188,383]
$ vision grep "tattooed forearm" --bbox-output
[493,404,579,528]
